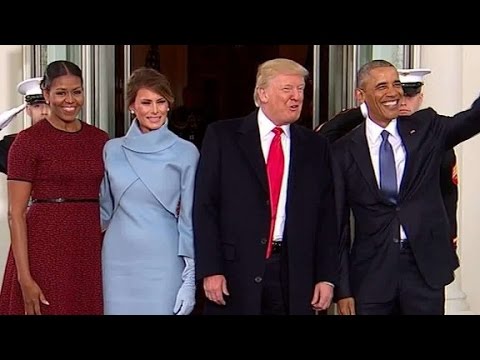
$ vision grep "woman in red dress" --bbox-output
[0,60,109,315]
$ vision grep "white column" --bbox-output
[455,46,480,314]
[420,45,474,315]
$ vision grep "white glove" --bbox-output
[360,102,369,119]
[0,104,26,130]
[173,257,196,315]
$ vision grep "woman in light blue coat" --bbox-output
[100,68,199,315]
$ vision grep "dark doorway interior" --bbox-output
[115,45,330,146]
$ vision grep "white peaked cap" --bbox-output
[398,68,431,84]
[17,77,43,96]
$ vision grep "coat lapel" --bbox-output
[237,111,268,193]
[397,117,421,200]
[350,123,385,202]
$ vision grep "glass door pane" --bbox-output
[326,45,412,120]
[31,45,116,135]
[357,45,408,69]
[37,45,82,72]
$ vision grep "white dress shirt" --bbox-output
[258,108,290,242]
[365,117,408,240]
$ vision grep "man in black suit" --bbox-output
[193,58,339,315]
[331,59,480,315]
[319,69,459,250]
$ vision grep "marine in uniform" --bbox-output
[0,77,49,174]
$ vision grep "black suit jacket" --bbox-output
[331,99,480,303]
[193,110,339,315]
[439,149,458,239]
[320,107,459,241]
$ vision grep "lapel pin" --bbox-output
[410,129,416,135]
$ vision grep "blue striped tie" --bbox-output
[379,130,398,204]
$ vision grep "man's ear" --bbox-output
[355,88,365,104]
[418,92,424,105]
[258,87,268,103]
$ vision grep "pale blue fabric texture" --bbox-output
[100,120,199,315]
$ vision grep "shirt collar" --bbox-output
[366,116,399,144]
[257,108,291,139]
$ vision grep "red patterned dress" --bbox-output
[0,120,109,315]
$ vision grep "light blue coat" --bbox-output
[100,120,199,315]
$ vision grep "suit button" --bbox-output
[266,200,270,206]
[254,276,263,283]
[260,238,267,245]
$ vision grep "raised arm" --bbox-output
[443,95,480,149]
[0,104,26,131]
[317,107,364,143]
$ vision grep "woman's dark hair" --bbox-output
[40,60,83,90]
[126,67,174,107]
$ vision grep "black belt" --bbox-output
[31,198,99,204]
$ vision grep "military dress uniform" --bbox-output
[0,77,46,174]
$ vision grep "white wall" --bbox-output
[0,45,24,285]
[421,45,480,314]
[458,46,480,314]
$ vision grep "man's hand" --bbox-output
[311,282,333,311]
[337,297,356,315]
[203,275,229,305]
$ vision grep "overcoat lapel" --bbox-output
[237,111,268,193]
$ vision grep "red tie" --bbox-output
[266,127,284,259]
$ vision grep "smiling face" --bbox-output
[258,73,305,126]
[43,74,84,123]
[130,87,170,133]
[355,66,404,126]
